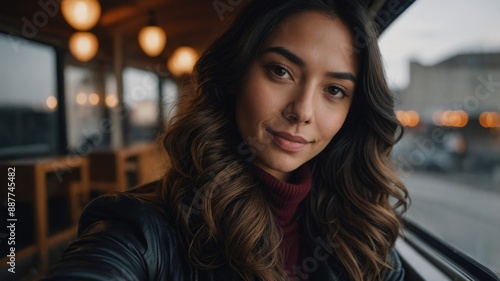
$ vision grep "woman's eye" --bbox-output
[326,86,347,99]
[268,65,291,79]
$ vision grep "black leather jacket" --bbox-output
[41,181,404,281]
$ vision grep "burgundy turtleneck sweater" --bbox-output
[252,164,312,279]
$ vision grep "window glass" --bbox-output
[0,33,58,159]
[380,0,500,274]
[104,73,122,147]
[161,78,179,123]
[123,67,160,143]
[65,65,105,153]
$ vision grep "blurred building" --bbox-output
[394,53,500,178]
[398,52,500,122]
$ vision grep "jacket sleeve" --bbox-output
[384,248,405,281]
[39,192,180,281]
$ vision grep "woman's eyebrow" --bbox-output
[262,46,357,83]
[326,71,357,83]
[262,46,305,66]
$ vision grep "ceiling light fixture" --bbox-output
[138,11,167,57]
[167,46,198,77]
[69,32,99,62]
[61,0,101,31]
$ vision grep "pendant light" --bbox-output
[167,46,198,77]
[138,11,167,57]
[61,0,101,31]
[69,32,99,62]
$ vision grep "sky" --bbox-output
[379,0,500,89]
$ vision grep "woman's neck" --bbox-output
[252,164,312,223]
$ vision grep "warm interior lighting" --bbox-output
[105,95,118,108]
[76,92,87,105]
[167,46,198,77]
[138,26,167,57]
[46,96,58,110]
[396,110,420,127]
[479,112,500,128]
[69,32,99,62]
[61,0,101,30]
[88,93,100,105]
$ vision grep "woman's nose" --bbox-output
[282,85,315,125]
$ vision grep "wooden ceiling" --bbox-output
[0,0,412,71]
[0,0,244,69]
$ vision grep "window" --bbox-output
[380,0,500,275]
[103,72,122,147]
[65,65,106,153]
[161,78,179,123]
[123,67,160,143]
[0,33,59,159]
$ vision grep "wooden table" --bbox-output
[0,156,89,272]
[89,142,167,193]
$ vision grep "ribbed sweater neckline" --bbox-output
[252,164,312,278]
[252,164,313,223]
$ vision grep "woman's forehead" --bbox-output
[260,11,359,77]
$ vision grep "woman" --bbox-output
[42,0,408,280]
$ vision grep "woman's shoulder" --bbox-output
[78,180,174,237]
[78,181,183,243]
[41,180,195,280]
[384,248,405,281]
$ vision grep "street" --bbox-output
[401,172,500,274]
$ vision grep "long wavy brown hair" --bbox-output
[160,0,408,280]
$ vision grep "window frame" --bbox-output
[398,218,500,281]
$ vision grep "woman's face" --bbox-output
[235,11,358,181]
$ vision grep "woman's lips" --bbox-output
[268,130,309,152]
